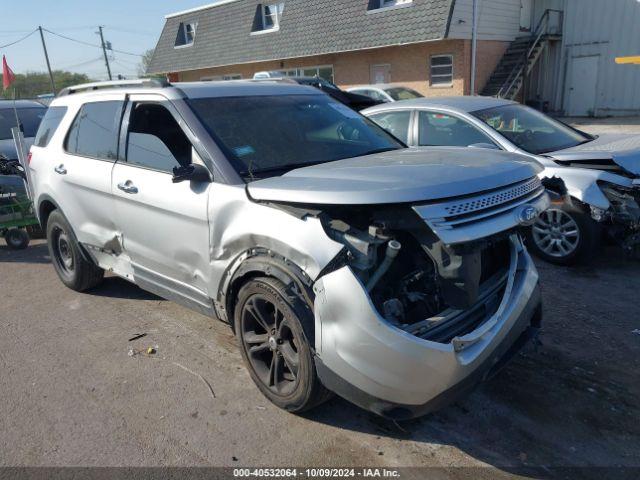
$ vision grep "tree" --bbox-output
[138,49,155,77]
[0,70,93,99]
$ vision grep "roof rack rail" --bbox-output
[58,78,170,97]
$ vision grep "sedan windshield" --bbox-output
[385,87,423,101]
[0,107,47,140]
[188,94,403,179]
[472,104,591,154]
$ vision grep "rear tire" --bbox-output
[46,210,104,291]
[526,202,601,266]
[234,276,332,413]
[5,228,29,250]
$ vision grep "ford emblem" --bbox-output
[516,205,539,226]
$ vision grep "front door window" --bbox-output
[126,103,193,173]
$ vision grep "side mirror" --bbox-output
[468,142,500,150]
[172,164,211,184]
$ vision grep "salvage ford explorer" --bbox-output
[29,79,549,419]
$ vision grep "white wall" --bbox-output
[448,0,523,41]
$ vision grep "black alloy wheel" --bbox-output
[240,294,300,396]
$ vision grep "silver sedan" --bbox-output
[363,97,640,265]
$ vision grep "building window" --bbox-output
[263,4,282,29]
[269,65,334,83]
[175,22,197,48]
[252,3,284,33]
[369,0,412,11]
[201,74,243,81]
[430,55,453,86]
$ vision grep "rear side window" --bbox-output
[0,107,46,140]
[418,111,495,147]
[34,106,68,147]
[65,101,123,160]
[368,110,412,144]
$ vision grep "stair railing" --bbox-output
[496,9,563,99]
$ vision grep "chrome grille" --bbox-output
[413,175,550,245]
[444,177,542,217]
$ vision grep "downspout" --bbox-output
[470,0,479,95]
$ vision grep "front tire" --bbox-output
[5,228,29,250]
[234,277,331,413]
[46,210,104,291]
[526,203,601,265]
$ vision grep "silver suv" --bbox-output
[29,79,549,419]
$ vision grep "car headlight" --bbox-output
[599,182,640,224]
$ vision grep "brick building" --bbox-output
[147,0,540,97]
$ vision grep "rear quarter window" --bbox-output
[34,106,68,147]
[65,101,123,160]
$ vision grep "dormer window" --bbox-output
[252,3,284,34]
[175,22,197,48]
[263,4,281,29]
[369,0,413,11]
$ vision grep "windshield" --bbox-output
[472,104,591,154]
[0,107,47,140]
[385,87,423,101]
[188,94,404,179]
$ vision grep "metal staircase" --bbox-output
[481,9,563,100]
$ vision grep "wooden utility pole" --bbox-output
[38,26,56,94]
[98,26,113,80]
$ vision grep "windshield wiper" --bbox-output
[240,147,403,178]
[240,160,330,177]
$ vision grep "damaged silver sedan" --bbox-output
[30,80,548,418]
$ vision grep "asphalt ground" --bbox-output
[1,238,638,478]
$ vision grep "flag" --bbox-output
[3,55,16,91]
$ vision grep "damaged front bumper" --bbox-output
[593,182,640,254]
[312,236,541,419]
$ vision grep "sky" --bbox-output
[1,0,212,79]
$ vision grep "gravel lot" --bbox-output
[1,237,639,477]
[1,119,639,478]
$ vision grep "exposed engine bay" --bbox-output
[278,203,513,340]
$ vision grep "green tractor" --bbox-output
[0,155,38,250]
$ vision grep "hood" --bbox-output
[0,137,34,160]
[247,147,542,205]
[547,133,640,176]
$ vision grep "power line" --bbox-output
[104,26,157,37]
[0,29,37,49]
[58,56,104,70]
[42,28,102,48]
[0,29,35,34]
[43,28,144,57]
[112,59,139,72]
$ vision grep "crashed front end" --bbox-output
[548,144,640,256]
[312,176,549,419]
[592,181,640,257]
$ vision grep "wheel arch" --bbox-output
[216,248,315,330]
[37,194,61,231]
[37,197,95,265]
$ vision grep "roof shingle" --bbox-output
[148,0,455,74]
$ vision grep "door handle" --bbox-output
[54,164,67,175]
[117,181,139,194]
